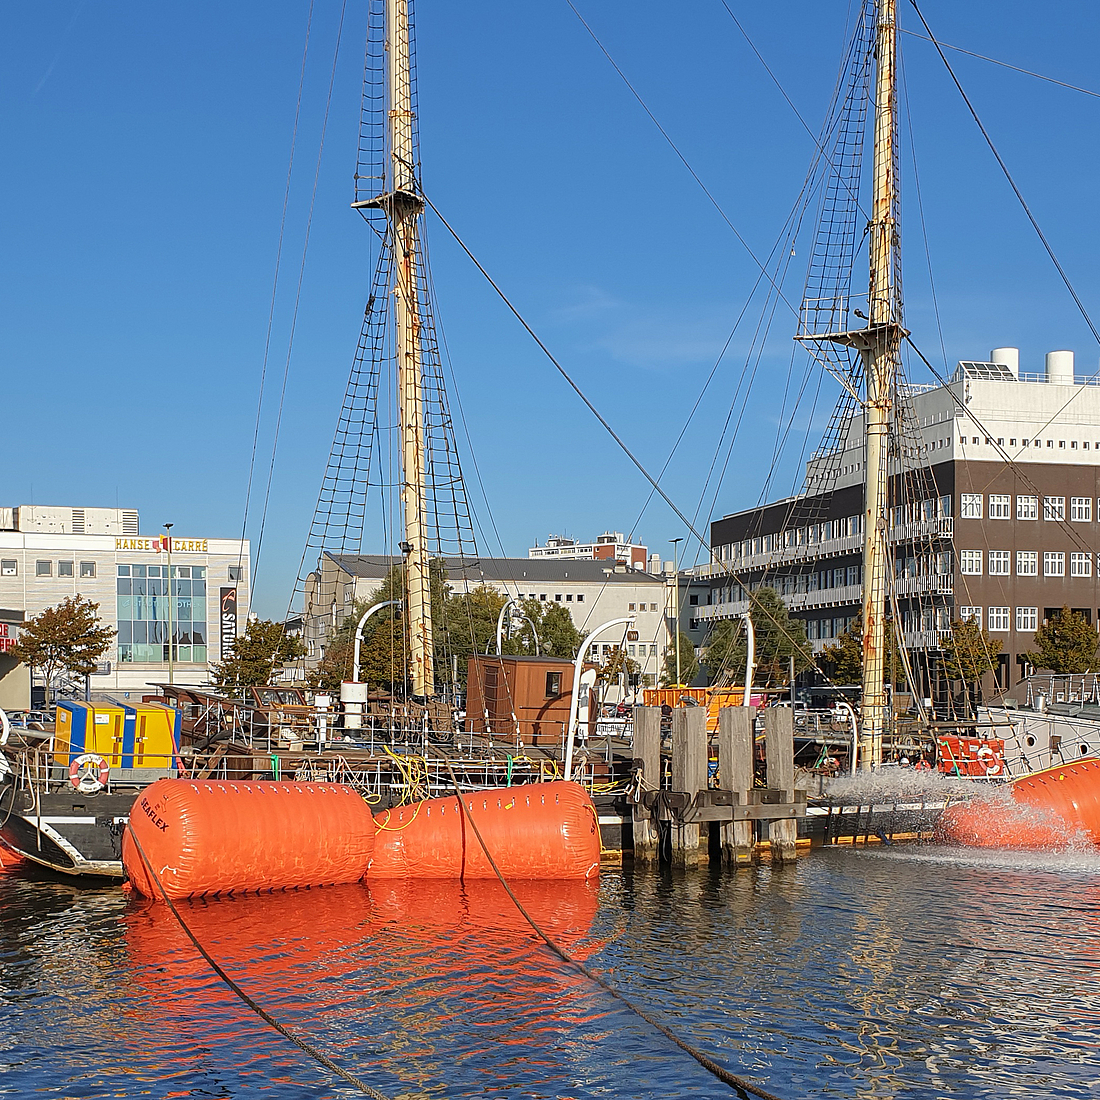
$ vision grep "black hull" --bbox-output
[0,777,137,879]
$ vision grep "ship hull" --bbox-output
[0,777,133,879]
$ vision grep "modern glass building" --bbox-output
[0,505,249,696]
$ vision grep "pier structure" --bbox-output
[630,704,805,867]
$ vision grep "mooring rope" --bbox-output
[442,763,785,1100]
[126,829,392,1100]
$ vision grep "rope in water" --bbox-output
[126,828,391,1100]
[442,763,785,1100]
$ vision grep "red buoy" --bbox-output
[368,781,601,880]
[937,759,1100,849]
[123,778,376,899]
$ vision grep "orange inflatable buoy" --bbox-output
[369,781,600,880]
[937,758,1100,849]
[123,778,376,900]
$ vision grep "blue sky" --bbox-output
[2,1,1099,617]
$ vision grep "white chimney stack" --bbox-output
[990,347,1019,378]
[1046,350,1075,385]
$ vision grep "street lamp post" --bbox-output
[669,537,683,685]
[164,523,174,686]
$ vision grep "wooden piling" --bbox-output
[765,707,798,864]
[631,706,661,866]
[671,706,707,868]
[717,706,756,867]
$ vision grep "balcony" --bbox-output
[903,629,951,650]
[894,574,953,597]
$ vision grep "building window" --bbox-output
[1044,552,1066,577]
[689,594,699,605]
[1044,496,1066,521]
[1017,496,1038,520]
[1071,552,1092,578]
[228,565,245,582]
[988,607,1011,632]
[58,561,74,577]
[1072,497,1093,522]
[566,594,573,602]
[539,594,546,601]
[343,584,354,605]
[80,561,96,578]
[650,603,658,611]
[116,563,208,664]
[1016,606,1039,632]
[576,594,583,603]
[988,495,1011,519]
[958,606,982,627]
[555,594,562,601]
[36,561,51,576]
[988,550,1010,576]
[628,603,635,611]
[0,560,15,577]
[960,493,983,519]
[545,671,562,697]
[960,550,983,575]
[1017,551,1038,576]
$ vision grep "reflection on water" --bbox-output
[2,849,1100,1098]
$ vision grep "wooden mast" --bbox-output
[858,0,902,767]
[385,0,434,697]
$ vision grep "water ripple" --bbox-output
[2,849,1099,1097]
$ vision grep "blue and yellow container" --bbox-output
[54,701,180,782]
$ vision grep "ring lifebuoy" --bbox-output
[69,753,110,794]
[976,744,1002,777]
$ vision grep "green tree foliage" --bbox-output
[11,596,115,700]
[1025,606,1100,673]
[504,599,583,659]
[595,646,640,688]
[942,617,1002,684]
[702,588,812,687]
[818,613,906,687]
[660,630,699,686]
[211,618,306,690]
[307,564,587,695]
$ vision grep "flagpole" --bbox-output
[164,522,174,686]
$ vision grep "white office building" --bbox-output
[0,505,250,700]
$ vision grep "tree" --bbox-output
[211,618,306,689]
[702,588,812,687]
[1025,606,1099,673]
[941,615,1002,716]
[12,596,115,701]
[818,613,906,687]
[942,617,1002,684]
[505,599,583,659]
[660,630,699,686]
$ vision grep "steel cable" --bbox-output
[443,763,786,1100]
[126,828,393,1100]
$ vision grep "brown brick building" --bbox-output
[698,350,1100,697]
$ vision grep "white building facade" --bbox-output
[0,505,250,698]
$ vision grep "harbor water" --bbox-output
[2,845,1098,1098]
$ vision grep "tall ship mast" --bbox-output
[351,0,435,698]
[854,0,903,766]
[794,0,903,767]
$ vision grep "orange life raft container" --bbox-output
[123,778,376,899]
[369,781,600,880]
[937,758,1100,849]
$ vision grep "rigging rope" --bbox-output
[126,828,393,1100]
[422,195,825,684]
[442,763,784,1100]
[901,29,1100,100]
[907,0,1100,348]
